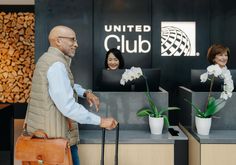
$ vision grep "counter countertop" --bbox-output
[79,126,188,144]
[190,129,236,144]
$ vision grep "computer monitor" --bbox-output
[191,69,236,92]
[100,68,161,92]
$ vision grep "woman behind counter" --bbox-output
[207,44,230,68]
[206,44,234,93]
[105,48,124,70]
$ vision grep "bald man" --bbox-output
[25,26,118,165]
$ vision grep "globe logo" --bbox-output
[161,26,191,56]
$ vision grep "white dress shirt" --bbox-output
[47,62,101,125]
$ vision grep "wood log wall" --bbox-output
[0,12,35,103]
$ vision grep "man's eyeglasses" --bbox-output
[58,36,77,43]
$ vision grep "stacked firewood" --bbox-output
[0,12,35,103]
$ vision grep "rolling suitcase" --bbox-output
[100,123,119,165]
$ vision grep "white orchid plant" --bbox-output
[120,67,179,127]
[185,64,234,118]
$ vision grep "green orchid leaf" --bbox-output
[204,98,226,117]
[207,97,216,109]
[149,113,155,117]
[204,97,217,117]
[163,115,169,128]
[145,92,158,116]
[212,98,226,115]
[136,108,152,117]
[184,99,204,117]
[159,107,180,116]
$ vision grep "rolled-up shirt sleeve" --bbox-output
[73,84,86,98]
[47,62,101,125]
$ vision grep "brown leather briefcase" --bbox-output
[15,129,73,165]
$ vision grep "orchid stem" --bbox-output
[205,76,215,112]
[143,75,150,95]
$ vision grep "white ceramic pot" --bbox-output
[195,116,212,135]
[149,116,164,134]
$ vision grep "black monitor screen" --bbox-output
[100,68,161,92]
[191,69,236,92]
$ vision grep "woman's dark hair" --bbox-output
[207,44,230,64]
[104,48,124,69]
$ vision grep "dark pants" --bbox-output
[71,145,80,165]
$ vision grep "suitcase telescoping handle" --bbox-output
[101,123,119,165]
